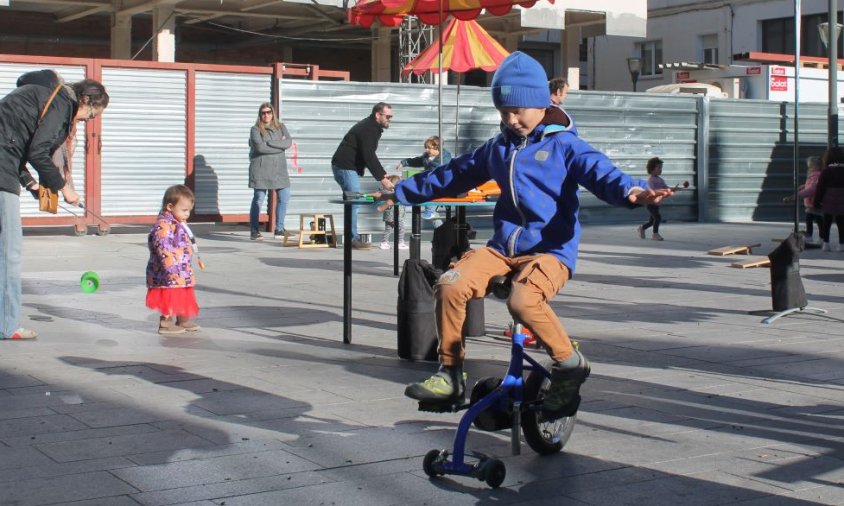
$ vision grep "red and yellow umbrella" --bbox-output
[402,18,509,75]
[349,0,553,28]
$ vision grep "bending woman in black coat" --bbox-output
[0,69,109,340]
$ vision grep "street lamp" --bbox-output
[627,57,641,92]
[819,11,842,147]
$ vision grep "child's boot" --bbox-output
[405,363,465,404]
[652,232,664,241]
[542,350,590,420]
[159,316,185,335]
[176,317,201,331]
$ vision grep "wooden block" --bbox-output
[729,257,771,269]
[707,243,762,256]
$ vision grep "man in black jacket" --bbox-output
[331,102,395,249]
[1,70,108,340]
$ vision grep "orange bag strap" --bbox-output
[38,84,63,124]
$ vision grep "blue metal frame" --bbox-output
[440,328,552,475]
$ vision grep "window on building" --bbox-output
[636,40,663,76]
[762,13,842,57]
[701,34,719,64]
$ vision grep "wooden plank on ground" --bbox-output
[729,257,771,269]
[707,243,762,256]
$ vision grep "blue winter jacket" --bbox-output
[394,107,648,275]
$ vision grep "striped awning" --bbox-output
[402,18,509,75]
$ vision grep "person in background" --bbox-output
[549,76,569,106]
[248,102,292,241]
[637,157,670,241]
[1,69,108,340]
[331,102,395,249]
[796,156,824,245]
[395,135,452,225]
[814,147,844,252]
[380,174,408,250]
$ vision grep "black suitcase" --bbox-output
[397,259,442,361]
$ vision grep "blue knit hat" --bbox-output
[491,51,550,109]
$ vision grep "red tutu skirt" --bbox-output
[146,287,199,318]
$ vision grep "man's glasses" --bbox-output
[383,114,393,120]
[260,110,273,115]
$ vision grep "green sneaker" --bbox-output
[542,352,590,419]
[404,366,466,403]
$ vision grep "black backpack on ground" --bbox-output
[397,259,442,361]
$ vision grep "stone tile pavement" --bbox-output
[1,221,842,505]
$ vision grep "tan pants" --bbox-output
[436,247,573,366]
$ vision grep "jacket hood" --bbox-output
[500,106,575,143]
[16,69,63,90]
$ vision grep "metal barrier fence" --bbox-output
[3,54,835,233]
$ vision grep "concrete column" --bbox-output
[110,0,131,60]
[111,13,132,59]
[563,27,581,90]
[502,33,520,53]
[371,26,392,81]
[152,4,176,62]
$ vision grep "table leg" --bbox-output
[343,203,352,344]
[411,205,421,260]
[393,205,399,276]
[456,206,468,253]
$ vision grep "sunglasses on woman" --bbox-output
[260,110,273,115]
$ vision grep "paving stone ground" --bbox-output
[2,221,842,506]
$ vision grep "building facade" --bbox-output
[590,0,840,93]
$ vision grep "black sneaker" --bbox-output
[350,238,371,249]
[250,230,264,241]
[405,365,466,403]
[542,352,590,419]
[274,230,285,240]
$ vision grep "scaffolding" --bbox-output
[398,16,435,83]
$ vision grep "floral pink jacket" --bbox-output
[797,170,820,209]
[146,212,195,288]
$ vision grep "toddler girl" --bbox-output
[146,184,200,334]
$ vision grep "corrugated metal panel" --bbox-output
[279,79,477,233]
[0,63,87,219]
[100,67,186,216]
[568,91,699,224]
[194,72,270,216]
[279,81,700,232]
[707,99,830,222]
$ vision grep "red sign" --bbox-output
[746,66,762,75]
[771,66,786,76]
[770,76,788,92]
[676,71,690,81]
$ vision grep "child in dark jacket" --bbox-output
[815,147,844,252]
[375,52,673,419]
[396,135,453,223]
[396,135,453,172]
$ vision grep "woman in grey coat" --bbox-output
[249,102,292,240]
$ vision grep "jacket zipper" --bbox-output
[507,137,528,256]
